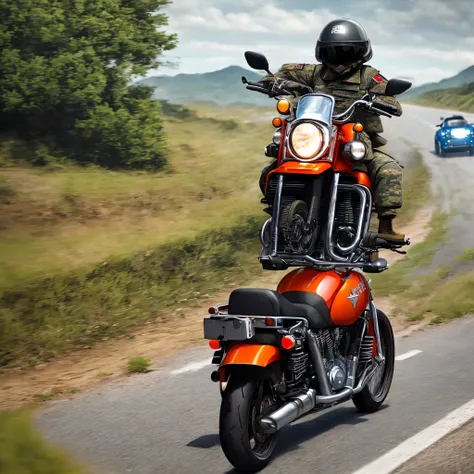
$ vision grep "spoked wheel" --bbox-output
[280,200,316,254]
[219,377,279,472]
[352,309,395,413]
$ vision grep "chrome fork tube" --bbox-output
[370,299,385,363]
[271,174,284,256]
[326,173,348,262]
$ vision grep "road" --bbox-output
[37,105,474,474]
[385,104,474,269]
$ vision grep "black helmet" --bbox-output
[315,18,373,75]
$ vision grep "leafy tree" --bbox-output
[0,0,177,169]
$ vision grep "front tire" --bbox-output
[219,377,279,472]
[352,309,395,413]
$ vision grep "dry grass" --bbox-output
[0,103,273,290]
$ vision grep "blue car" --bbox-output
[435,115,474,157]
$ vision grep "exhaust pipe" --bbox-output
[259,358,381,434]
[259,389,317,434]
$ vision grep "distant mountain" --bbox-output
[408,82,474,113]
[137,66,271,106]
[402,65,474,99]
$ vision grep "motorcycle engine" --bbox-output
[315,328,348,391]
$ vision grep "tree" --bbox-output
[0,0,177,169]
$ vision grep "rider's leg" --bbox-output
[365,150,405,242]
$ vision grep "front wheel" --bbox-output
[352,309,395,413]
[219,377,279,472]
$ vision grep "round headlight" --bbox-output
[349,141,366,161]
[272,129,282,145]
[289,123,324,160]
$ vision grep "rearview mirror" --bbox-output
[385,78,412,96]
[436,124,441,127]
[440,117,445,121]
[244,51,271,74]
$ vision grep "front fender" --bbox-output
[221,344,280,367]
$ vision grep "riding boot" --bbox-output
[377,216,406,243]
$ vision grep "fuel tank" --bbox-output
[277,268,370,326]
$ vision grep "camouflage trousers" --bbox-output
[259,144,403,219]
[352,136,403,218]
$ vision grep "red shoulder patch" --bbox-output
[294,64,305,70]
[372,73,386,83]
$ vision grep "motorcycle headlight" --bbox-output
[289,122,325,160]
[272,129,282,145]
[344,140,366,161]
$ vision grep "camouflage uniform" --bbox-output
[259,63,403,218]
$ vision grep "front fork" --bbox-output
[369,297,385,364]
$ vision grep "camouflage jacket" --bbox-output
[259,63,402,146]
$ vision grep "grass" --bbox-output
[0,409,86,474]
[0,102,273,290]
[0,213,266,367]
[455,248,474,264]
[128,356,151,374]
[371,212,449,297]
[0,102,277,367]
[408,82,474,113]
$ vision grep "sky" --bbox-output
[148,0,474,87]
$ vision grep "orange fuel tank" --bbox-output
[277,268,370,326]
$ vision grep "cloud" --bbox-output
[156,0,474,86]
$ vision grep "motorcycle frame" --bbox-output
[263,171,373,268]
[209,292,385,407]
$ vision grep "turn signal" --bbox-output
[281,335,296,350]
[209,340,220,350]
[277,99,291,115]
[272,117,282,128]
[265,317,276,327]
[353,123,364,132]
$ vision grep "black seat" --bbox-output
[228,288,332,330]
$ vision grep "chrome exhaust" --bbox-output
[259,389,317,434]
[259,357,382,434]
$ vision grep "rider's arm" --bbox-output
[258,63,314,93]
[367,71,403,117]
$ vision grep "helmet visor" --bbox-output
[320,44,366,68]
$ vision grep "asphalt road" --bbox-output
[37,105,474,473]
[385,104,474,268]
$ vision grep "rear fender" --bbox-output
[221,344,280,367]
[218,344,281,384]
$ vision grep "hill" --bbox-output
[402,65,474,99]
[408,82,474,112]
[137,66,271,106]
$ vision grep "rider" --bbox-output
[258,18,405,243]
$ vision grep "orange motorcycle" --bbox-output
[203,51,412,472]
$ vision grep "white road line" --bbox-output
[351,397,474,474]
[171,359,211,375]
[395,350,423,361]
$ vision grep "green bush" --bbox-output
[0,0,177,170]
[128,356,151,374]
[0,410,85,474]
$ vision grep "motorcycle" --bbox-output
[203,51,412,472]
